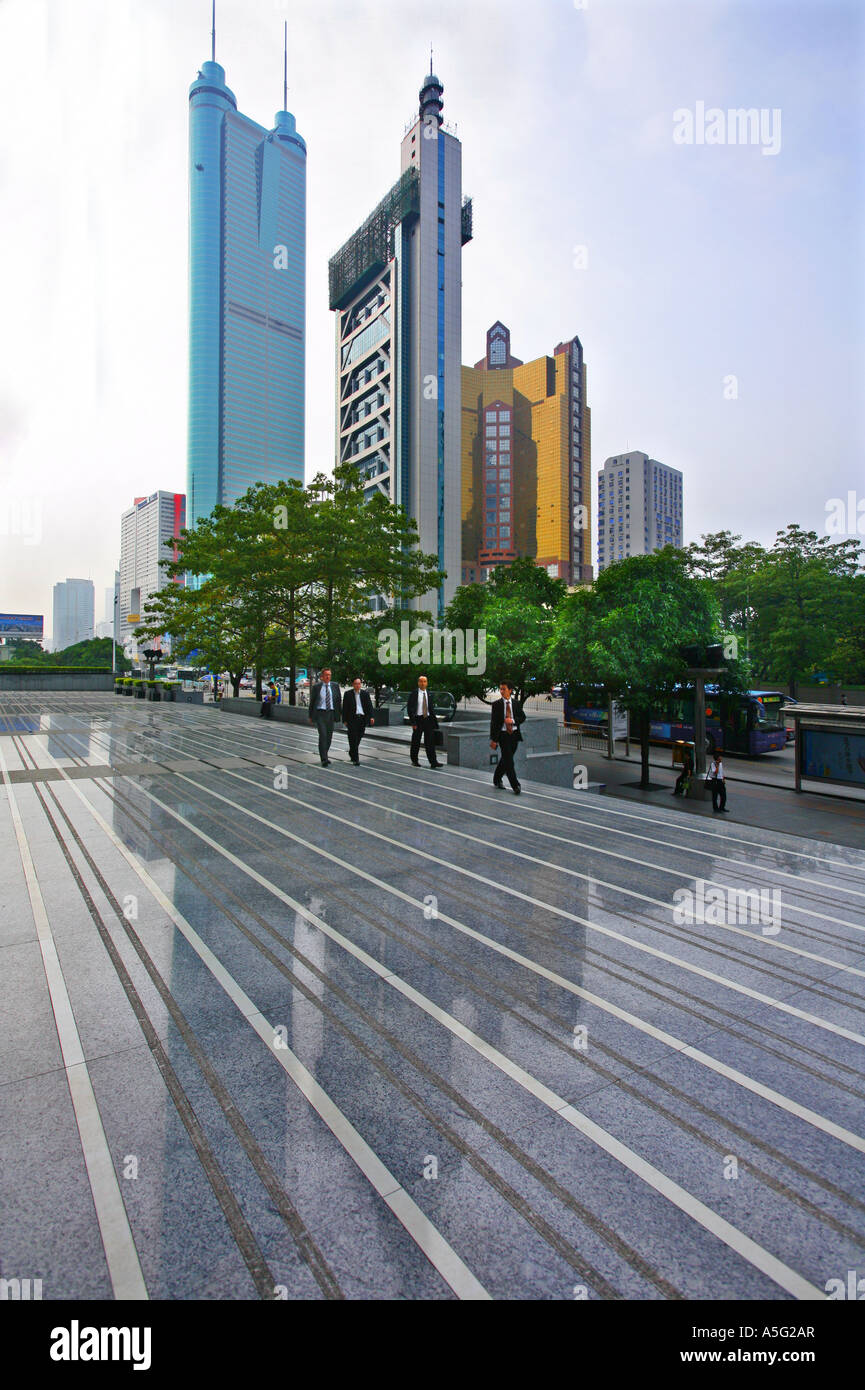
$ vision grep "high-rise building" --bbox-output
[95,578,119,640]
[596,451,683,571]
[119,493,186,655]
[187,23,306,529]
[461,323,592,585]
[52,579,94,652]
[329,68,472,616]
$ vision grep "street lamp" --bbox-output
[139,646,163,681]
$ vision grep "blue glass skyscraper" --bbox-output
[187,28,306,528]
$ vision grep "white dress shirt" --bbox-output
[317,682,334,711]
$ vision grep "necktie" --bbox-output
[325,684,331,710]
[422,692,427,717]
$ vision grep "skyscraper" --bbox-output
[596,451,683,571]
[461,324,592,585]
[329,68,472,615]
[119,493,186,656]
[52,579,94,652]
[187,18,306,529]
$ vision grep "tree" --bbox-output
[747,526,862,694]
[5,636,129,670]
[136,582,251,696]
[305,464,442,670]
[443,558,567,703]
[549,548,732,788]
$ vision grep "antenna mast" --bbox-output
[283,21,288,110]
[211,0,216,63]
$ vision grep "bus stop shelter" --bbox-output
[783,703,865,796]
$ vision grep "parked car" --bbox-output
[392,689,457,723]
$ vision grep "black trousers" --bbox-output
[346,717,367,762]
[410,717,438,765]
[494,732,520,789]
[711,780,727,811]
[313,710,336,762]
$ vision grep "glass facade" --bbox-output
[188,60,306,529]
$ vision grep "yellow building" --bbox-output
[461,322,591,585]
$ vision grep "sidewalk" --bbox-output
[570,745,865,851]
[351,721,865,850]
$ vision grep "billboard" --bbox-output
[801,728,865,789]
[0,613,44,641]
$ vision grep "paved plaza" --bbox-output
[1,694,864,1301]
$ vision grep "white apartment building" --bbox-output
[597,451,683,571]
[119,492,185,656]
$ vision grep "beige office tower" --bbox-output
[461,323,592,585]
[329,68,472,616]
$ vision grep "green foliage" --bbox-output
[4,637,129,671]
[550,548,737,786]
[444,557,567,702]
[137,468,442,702]
[688,525,864,694]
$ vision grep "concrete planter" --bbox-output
[145,687,161,701]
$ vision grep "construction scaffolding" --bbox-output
[328,167,420,311]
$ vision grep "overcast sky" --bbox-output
[1,0,863,638]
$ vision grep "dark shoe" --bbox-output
[321,759,331,767]
[721,807,730,812]
[493,779,503,789]
[430,762,442,769]
[411,760,420,767]
[513,784,521,795]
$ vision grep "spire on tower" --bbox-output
[283,20,288,111]
[211,0,216,63]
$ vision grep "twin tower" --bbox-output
[187,41,468,616]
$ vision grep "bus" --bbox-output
[563,685,788,756]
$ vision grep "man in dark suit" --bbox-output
[406,675,442,768]
[342,677,375,765]
[308,668,342,766]
[490,680,525,794]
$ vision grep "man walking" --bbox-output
[706,747,729,812]
[343,678,375,766]
[490,680,525,794]
[407,675,442,768]
[308,668,342,767]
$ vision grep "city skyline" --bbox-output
[1,0,863,638]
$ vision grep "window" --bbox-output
[500,481,511,495]
[485,425,497,438]
[499,468,510,481]
[499,510,511,523]
[485,410,496,423]
[486,452,497,467]
[486,510,496,523]
[500,527,511,540]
